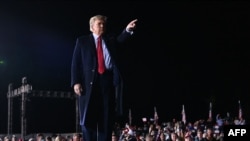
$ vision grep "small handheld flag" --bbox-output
[182,104,186,124]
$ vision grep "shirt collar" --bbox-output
[92,33,101,40]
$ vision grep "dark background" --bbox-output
[0,1,249,134]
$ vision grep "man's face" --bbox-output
[91,19,106,36]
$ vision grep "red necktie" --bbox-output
[97,36,105,74]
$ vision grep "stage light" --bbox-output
[0,60,4,64]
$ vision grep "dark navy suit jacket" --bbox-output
[71,29,133,126]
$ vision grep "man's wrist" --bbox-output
[126,28,133,35]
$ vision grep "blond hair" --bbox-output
[89,15,107,32]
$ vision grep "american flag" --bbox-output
[128,108,132,125]
[182,105,186,124]
[238,100,242,119]
[154,106,158,124]
[208,102,212,120]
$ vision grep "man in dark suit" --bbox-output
[71,14,137,141]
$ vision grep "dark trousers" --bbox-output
[81,71,115,141]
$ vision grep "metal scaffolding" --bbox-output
[7,77,79,140]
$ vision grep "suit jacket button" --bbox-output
[90,82,93,85]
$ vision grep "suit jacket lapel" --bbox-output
[89,34,97,58]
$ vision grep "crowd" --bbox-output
[0,112,246,141]
[111,113,246,141]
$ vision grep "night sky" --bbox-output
[0,1,249,134]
